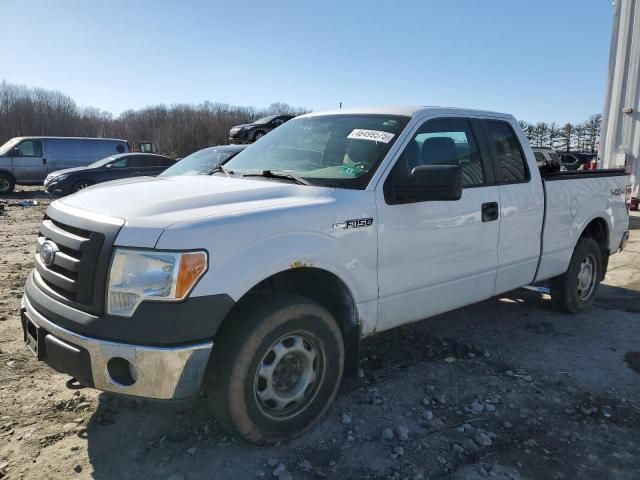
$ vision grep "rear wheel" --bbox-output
[0,174,15,194]
[205,294,344,445]
[71,180,93,193]
[550,237,603,313]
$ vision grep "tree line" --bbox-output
[518,114,602,153]
[1,80,602,157]
[0,81,306,157]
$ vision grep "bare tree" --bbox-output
[0,80,308,157]
[559,123,575,152]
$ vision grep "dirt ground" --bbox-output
[1,187,640,480]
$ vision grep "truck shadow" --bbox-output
[82,284,640,479]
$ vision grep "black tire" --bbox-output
[71,180,93,193]
[205,294,344,445]
[0,173,15,194]
[550,236,603,313]
[253,130,266,142]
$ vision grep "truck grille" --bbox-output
[33,207,123,315]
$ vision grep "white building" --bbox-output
[600,0,640,199]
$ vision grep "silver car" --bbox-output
[0,136,129,194]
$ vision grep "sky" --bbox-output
[0,0,614,124]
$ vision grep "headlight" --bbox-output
[45,173,67,185]
[107,248,207,317]
[50,174,69,183]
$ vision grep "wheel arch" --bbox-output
[0,169,16,182]
[221,266,362,375]
[579,216,610,279]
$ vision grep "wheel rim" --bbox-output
[254,332,323,419]
[255,132,264,140]
[576,253,597,301]
[75,182,90,191]
[0,178,10,193]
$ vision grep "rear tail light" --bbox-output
[589,159,597,170]
[626,185,632,211]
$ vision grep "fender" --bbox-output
[192,230,374,302]
[0,169,16,182]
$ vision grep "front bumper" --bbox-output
[21,292,212,400]
[43,178,69,196]
[229,130,251,143]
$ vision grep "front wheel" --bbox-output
[71,180,93,193]
[205,294,344,445]
[253,130,266,141]
[0,174,15,194]
[550,237,603,313]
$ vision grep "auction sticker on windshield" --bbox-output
[347,129,395,143]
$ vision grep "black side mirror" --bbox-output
[10,147,20,156]
[387,164,462,204]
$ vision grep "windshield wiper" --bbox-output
[242,170,311,186]
[208,165,234,176]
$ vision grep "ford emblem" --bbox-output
[40,240,58,266]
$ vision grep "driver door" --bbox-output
[376,117,500,331]
[11,140,46,183]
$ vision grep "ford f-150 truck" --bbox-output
[20,107,631,445]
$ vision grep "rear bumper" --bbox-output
[21,293,212,400]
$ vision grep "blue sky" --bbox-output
[0,0,613,123]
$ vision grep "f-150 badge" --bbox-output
[332,218,374,229]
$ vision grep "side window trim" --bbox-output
[479,120,531,185]
[469,118,497,187]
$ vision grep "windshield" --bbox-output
[253,115,277,125]
[0,138,20,156]
[224,114,409,189]
[160,147,240,176]
[88,156,118,168]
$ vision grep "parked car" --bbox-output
[44,153,175,195]
[0,136,129,194]
[560,151,598,170]
[531,147,565,173]
[160,145,246,177]
[21,107,630,445]
[229,115,294,144]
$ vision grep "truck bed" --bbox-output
[535,168,630,282]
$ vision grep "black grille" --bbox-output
[33,208,122,315]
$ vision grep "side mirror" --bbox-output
[105,164,113,169]
[387,164,462,204]
[10,147,20,156]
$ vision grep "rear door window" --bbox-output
[484,121,529,182]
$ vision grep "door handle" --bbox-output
[481,202,499,222]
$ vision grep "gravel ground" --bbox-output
[1,188,639,480]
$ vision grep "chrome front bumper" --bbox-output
[22,294,213,400]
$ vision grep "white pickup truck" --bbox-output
[21,107,631,445]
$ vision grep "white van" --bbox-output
[0,136,129,193]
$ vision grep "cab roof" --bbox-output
[302,106,514,120]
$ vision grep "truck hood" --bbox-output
[54,175,334,230]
